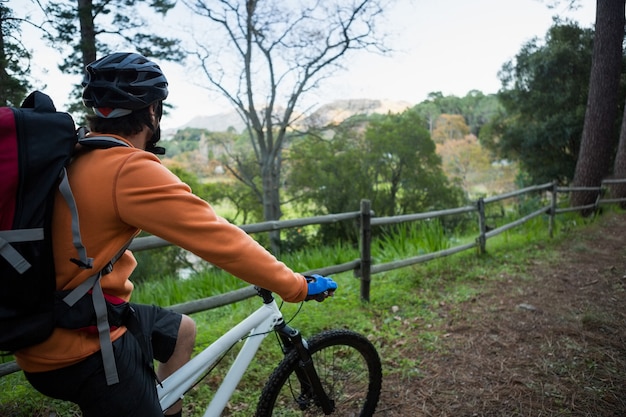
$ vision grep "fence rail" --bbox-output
[3,179,626,378]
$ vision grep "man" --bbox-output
[14,52,337,417]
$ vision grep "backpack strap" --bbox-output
[0,229,44,274]
[58,168,93,270]
[61,239,133,386]
[0,165,88,274]
[63,271,117,384]
[79,135,130,149]
[61,130,131,270]
[77,129,131,150]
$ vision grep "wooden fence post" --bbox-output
[549,181,557,238]
[359,199,372,302]
[476,197,486,254]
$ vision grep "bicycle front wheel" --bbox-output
[255,329,382,416]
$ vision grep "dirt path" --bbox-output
[375,212,626,416]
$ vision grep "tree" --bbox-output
[364,110,463,216]
[286,116,373,243]
[0,4,33,106]
[438,135,487,191]
[412,91,501,137]
[460,90,502,136]
[182,0,388,253]
[287,110,463,242]
[431,114,470,143]
[412,92,444,134]
[571,0,625,210]
[436,133,518,197]
[481,21,595,185]
[42,0,183,115]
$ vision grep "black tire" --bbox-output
[255,329,382,416]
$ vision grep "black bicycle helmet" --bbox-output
[82,52,168,114]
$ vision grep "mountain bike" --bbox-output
[157,287,382,416]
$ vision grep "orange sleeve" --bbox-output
[113,152,308,302]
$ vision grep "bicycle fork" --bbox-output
[275,320,335,415]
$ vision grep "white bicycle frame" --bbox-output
[157,298,284,417]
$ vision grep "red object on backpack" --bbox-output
[0,107,19,230]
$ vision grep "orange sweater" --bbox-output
[15,134,307,373]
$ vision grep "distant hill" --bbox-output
[304,99,412,127]
[164,99,412,135]
[180,110,246,132]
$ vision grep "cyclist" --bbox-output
[14,52,337,417]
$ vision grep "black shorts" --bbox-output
[24,304,182,417]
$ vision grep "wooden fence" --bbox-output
[2,179,625,377]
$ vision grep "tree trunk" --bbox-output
[77,0,97,65]
[570,0,625,213]
[262,153,283,255]
[611,100,626,206]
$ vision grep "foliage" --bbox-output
[44,0,182,68]
[131,243,190,283]
[436,134,518,198]
[287,116,373,243]
[165,132,215,179]
[279,227,314,254]
[481,20,595,185]
[165,128,204,157]
[166,128,241,160]
[364,110,465,216]
[287,109,465,243]
[412,90,502,136]
[0,4,33,106]
[431,114,470,143]
[201,179,262,225]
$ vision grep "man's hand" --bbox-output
[305,274,337,302]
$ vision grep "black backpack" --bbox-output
[0,91,140,385]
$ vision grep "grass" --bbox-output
[0,210,603,416]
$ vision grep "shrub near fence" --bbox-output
[2,179,626,378]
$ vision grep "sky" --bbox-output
[16,0,597,131]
